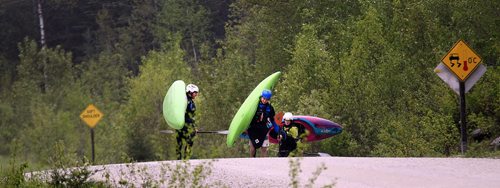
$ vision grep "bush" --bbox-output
[288,158,336,188]
[46,140,102,187]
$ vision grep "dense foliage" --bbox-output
[0,0,499,168]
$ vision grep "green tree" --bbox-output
[277,24,335,113]
[73,52,130,163]
[122,36,191,161]
[11,39,73,129]
[0,97,15,155]
[333,7,391,155]
[155,0,213,65]
[196,38,258,158]
[9,39,90,164]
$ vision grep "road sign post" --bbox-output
[80,104,103,163]
[438,39,483,155]
[459,81,467,153]
[90,128,95,163]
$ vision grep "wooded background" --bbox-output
[0,0,498,167]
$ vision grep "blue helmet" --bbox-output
[261,89,272,100]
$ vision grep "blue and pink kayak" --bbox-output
[268,115,343,144]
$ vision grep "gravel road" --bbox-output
[76,157,500,187]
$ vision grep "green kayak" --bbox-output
[227,72,282,147]
[163,80,187,130]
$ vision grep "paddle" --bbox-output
[273,111,284,156]
[274,111,284,127]
[160,130,229,135]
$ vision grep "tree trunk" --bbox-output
[191,33,198,62]
[36,0,46,47]
[36,0,47,92]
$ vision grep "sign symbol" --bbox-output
[441,40,482,81]
[80,104,104,129]
[449,53,459,67]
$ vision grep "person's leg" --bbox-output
[185,136,194,160]
[249,140,257,157]
[278,151,286,157]
[260,147,268,157]
[260,139,269,157]
[288,141,298,157]
[184,125,196,160]
[176,130,183,160]
[247,127,262,158]
[185,141,192,160]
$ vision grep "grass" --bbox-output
[0,155,8,167]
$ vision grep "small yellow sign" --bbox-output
[80,104,103,128]
[441,40,482,81]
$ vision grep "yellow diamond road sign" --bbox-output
[80,104,103,128]
[441,40,482,81]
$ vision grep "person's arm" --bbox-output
[297,124,308,142]
[192,102,198,130]
[186,100,197,131]
[266,105,285,140]
[269,105,280,133]
[270,106,287,140]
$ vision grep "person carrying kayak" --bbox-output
[176,84,199,160]
[270,112,307,157]
[246,89,280,157]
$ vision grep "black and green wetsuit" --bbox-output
[176,95,196,160]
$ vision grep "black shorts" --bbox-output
[247,124,269,148]
[280,138,297,152]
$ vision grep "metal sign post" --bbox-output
[459,82,467,153]
[80,104,104,163]
[437,39,484,155]
[90,128,95,163]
